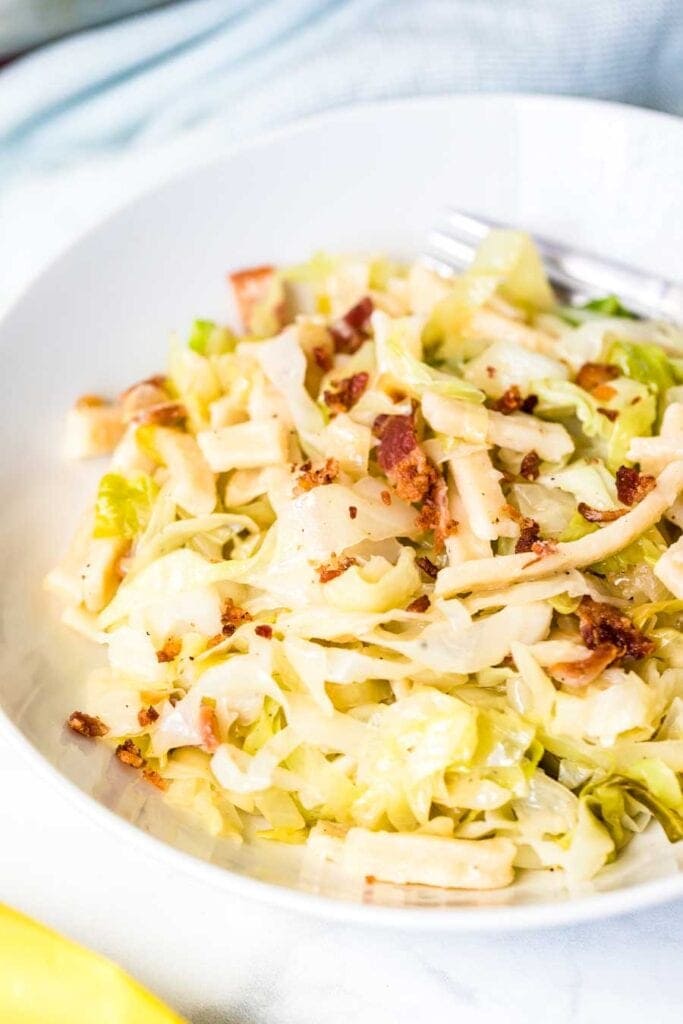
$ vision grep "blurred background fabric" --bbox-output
[1,0,683,306]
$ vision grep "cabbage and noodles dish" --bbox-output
[49,232,683,891]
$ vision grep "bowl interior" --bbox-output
[3,95,683,923]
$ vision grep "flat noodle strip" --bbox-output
[436,460,683,595]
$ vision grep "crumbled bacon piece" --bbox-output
[380,490,392,506]
[323,372,369,413]
[329,297,374,353]
[119,374,168,401]
[531,539,558,557]
[576,363,620,393]
[348,505,358,519]
[492,386,538,415]
[137,705,159,728]
[156,637,181,663]
[297,457,340,492]
[198,704,220,752]
[229,265,284,332]
[416,556,438,579]
[616,464,656,506]
[577,597,654,660]
[206,633,225,649]
[373,413,433,503]
[519,450,541,481]
[597,407,618,422]
[318,555,358,583]
[221,599,252,637]
[515,518,541,553]
[416,473,457,551]
[116,739,146,769]
[67,711,109,739]
[75,394,106,410]
[130,400,187,428]
[143,768,169,791]
[406,594,431,613]
[593,384,618,402]
[577,502,627,523]
[255,624,273,639]
[312,345,333,372]
[549,643,621,688]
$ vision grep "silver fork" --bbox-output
[423,209,683,322]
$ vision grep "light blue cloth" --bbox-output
[1,0,683,183]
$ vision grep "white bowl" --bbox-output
[2,94,683,930]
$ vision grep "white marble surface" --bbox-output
[2,738,683,1023]
[2,132,683,1024]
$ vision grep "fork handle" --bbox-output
[445,209,683,321]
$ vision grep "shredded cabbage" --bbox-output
[52,231,683,892]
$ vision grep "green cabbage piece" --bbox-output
[531,380,607,437]
[93,473,158,539]
[604,385,657,470]
[558,295,637,326]
[605,340,675,419]
[384,334,485,404]
[188,319,237,356]
[591,525,668,575]
[581,759,683,850]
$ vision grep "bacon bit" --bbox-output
[502,502,523,524]
[520,451,541,481]
[206,633,225,649]
[75,394,106,410]
[312,345,333,372]
[130,400,187,428]
[406,594,431,613]
[380,489,392,506]
[119,374,168,401]
[156,637,181,663]
[531,539,558,557]
[515,518,541,553]
[577,502,627,523]
[577,596,655,660]
[297,457,340,492]
[323,371,369,413]
[229,265,281,332]
[373,413,433,503]
[143,768,169,791]
[492,386,538,415]
[137,705,159,728]
[592,384,618,402]
[116,739,146,769]
[549,643,621,688]
[198,705,220,752]
[221,599,252,637]
[416,556,438,579]
[416,473,457,551]
[255,624,273,639]
[597,406,618,422]
[329,296,374,354]
[576,363,620,393]
[67,711,109,738]
[486,366,496,379]
[616,464,656,506]
[348,505,358,520]
[318,555,358,584]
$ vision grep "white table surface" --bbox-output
[2,141,683,1024]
